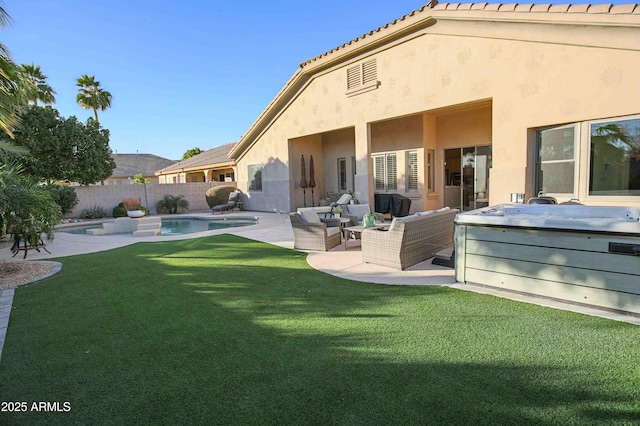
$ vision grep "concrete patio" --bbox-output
[1,211,637,325]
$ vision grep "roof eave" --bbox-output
[229,13,438,160]
[155,160,235,176]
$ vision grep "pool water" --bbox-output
[160,218,257,235]
[58,217,258,236]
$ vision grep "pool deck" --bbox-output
[1,211,638,325]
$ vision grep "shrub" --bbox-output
[44,184,79,216]
[156,194,189,214]
[205,186,236,208]
[112,203,128,218]
[80,205,107,219]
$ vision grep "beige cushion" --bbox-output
[388,217,399,232]
[326,226,341,237]
[297,208,321,224]
[346,204,371,220]
[336,193,352,204]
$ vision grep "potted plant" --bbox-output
[121,197,145,218]
[332,206,343,218]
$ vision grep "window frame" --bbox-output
[247,163,263,192]
[535,123,580,199]
[586,114,640,200]
[406,150,418,192]
[427,149,436,194]
[371,152,398,193]
[337,157,347,192]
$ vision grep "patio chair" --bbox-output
[343,203,385,227]
[330,193,352,209]
[289,211,341,251]
[211,190,243,214]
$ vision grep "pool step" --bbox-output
[85,217,162,237]
[86,228,106,236]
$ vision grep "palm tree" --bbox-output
[19,63,56,106]
[0,6,20,137]
[75,74,112,122]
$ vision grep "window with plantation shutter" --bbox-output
[371,153,397,192]
[346,58,379,96]
[386,153,397,191]
[373,155,385,191]
[406,151,418,192]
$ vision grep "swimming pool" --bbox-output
[58,217,258,236]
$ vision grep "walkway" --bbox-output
[1,211,638,325]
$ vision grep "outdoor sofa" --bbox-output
[361,207,459,270]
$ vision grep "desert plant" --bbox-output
[80,205,106,219]
[0,166,61,248]
[205,186,236,208]
[156,194,189,214]
[121,197,141,211]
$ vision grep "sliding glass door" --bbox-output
[444,146,491,211]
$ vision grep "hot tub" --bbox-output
[454,204,640,315]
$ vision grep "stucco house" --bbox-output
[103,153,176,185]
[229,1,640,214]
[155,142,236,184]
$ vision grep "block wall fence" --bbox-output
[68,182,236,218]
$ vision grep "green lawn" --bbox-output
[0,234,639,425]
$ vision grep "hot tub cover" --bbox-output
[454,204,640,235]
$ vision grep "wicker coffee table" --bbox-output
[343,224,387,249]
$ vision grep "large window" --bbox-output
[372,153,397,192]
[247,163,262,192]
[536,124,579,197]
[589,116,640,196]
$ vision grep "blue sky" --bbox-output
[3,0,627,160]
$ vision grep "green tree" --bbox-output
[132,173,150,184]
[3,106,116,184]
[19,63,56,106]
[182,147,203,160]
[76,74,112,122]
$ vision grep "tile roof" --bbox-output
[299,1,640,67]
[111,154,176,178]
[156,142,236,174]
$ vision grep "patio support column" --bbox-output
[354,121,372,205]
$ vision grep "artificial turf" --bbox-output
[0,234,638,425]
